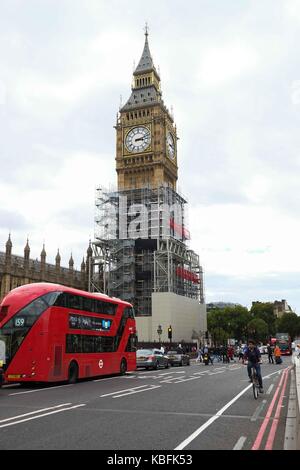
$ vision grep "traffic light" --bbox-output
[168,326,172,340]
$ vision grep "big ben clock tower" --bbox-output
[93,26,206,340]
[116,27,178,191]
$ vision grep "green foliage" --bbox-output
[276,312,300,341]
[247,318,268,343]
[209,327,228,346]
[208,305,251,342]
[207,301,300,344]
[250,302,276,335]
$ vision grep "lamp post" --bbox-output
[157,324,162,344]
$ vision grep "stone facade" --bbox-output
[273,299,293,318]
[0,235,92,302]
[115,30,178,191]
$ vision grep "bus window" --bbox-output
[0,292,60,367]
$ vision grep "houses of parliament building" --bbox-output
[0,235,91,302]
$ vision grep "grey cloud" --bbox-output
[0,209,30,231]
[54,205,94,230]
[206,272,300,314]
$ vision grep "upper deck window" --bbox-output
[54,293,118,316]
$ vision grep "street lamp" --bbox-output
[157,324,162,344]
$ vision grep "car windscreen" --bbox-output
[137,349,152,356]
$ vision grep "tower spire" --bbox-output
[144,22,149,38]
[134,24,157,76]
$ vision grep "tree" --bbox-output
[276,312,300,341]
[222,305,251,341]
[209,327,228,346]
[247,318,268,343]
[250,302,276,336]
[208,305,251,343]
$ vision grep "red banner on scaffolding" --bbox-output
[169,218,190,240]
[176,266,200,284]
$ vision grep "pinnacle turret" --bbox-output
[69,253,74,269]
[55,249,61,266]
[5,234,12,256]
[24,238,30,260]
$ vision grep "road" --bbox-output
[0,356,292,450]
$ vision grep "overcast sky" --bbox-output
[0,0,299,312]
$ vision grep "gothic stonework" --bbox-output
[115,29,178,191]
[0,236,92,302]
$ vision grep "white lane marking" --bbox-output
[2,384,21,389]
[93,376,123,382]
[159,378,183,384]
[0,404,86,429]
[175,386,253,450]
[0,403,72,423]
[136,371,185,379]
[9,384,73,396]
[174,369,281,450]
[207,371,226,375]
[170,377,199,384]
[251,400,267,422]
[155,371,184,377]
[113,385,161,398]
[233,436,247,450]
[192,371,211,376]
[99,385,151,398]
[266,384,274,395]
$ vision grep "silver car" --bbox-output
[166,350,190,366]
[136,349,169,370]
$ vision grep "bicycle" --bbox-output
[250,366,260,400]
[244,361,261,399]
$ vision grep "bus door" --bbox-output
[0,339,5,366]
[53,344,63,378]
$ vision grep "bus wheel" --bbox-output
[120,358,127,375]
[68,361,78,384]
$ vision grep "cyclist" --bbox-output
[244,339,264,393]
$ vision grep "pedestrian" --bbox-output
[222,345,229,363]
[274,344,282,364]
[237,346,244,362]
[196,347,202,363]
[267,343,274,364]
[208,347,214,365]
[228,346,235,362]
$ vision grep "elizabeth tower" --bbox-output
[116,28,178,191]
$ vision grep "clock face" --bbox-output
[125,126,151,153]
[166,132,175,159]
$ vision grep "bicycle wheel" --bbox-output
[252,370,258,400]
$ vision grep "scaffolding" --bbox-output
[154,238,204,303]
[95,185,189,243]
[91,184,204,316]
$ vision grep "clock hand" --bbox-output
[134,137,145,142]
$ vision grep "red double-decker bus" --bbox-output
[0,283,137,384]
[275,333,292,356]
